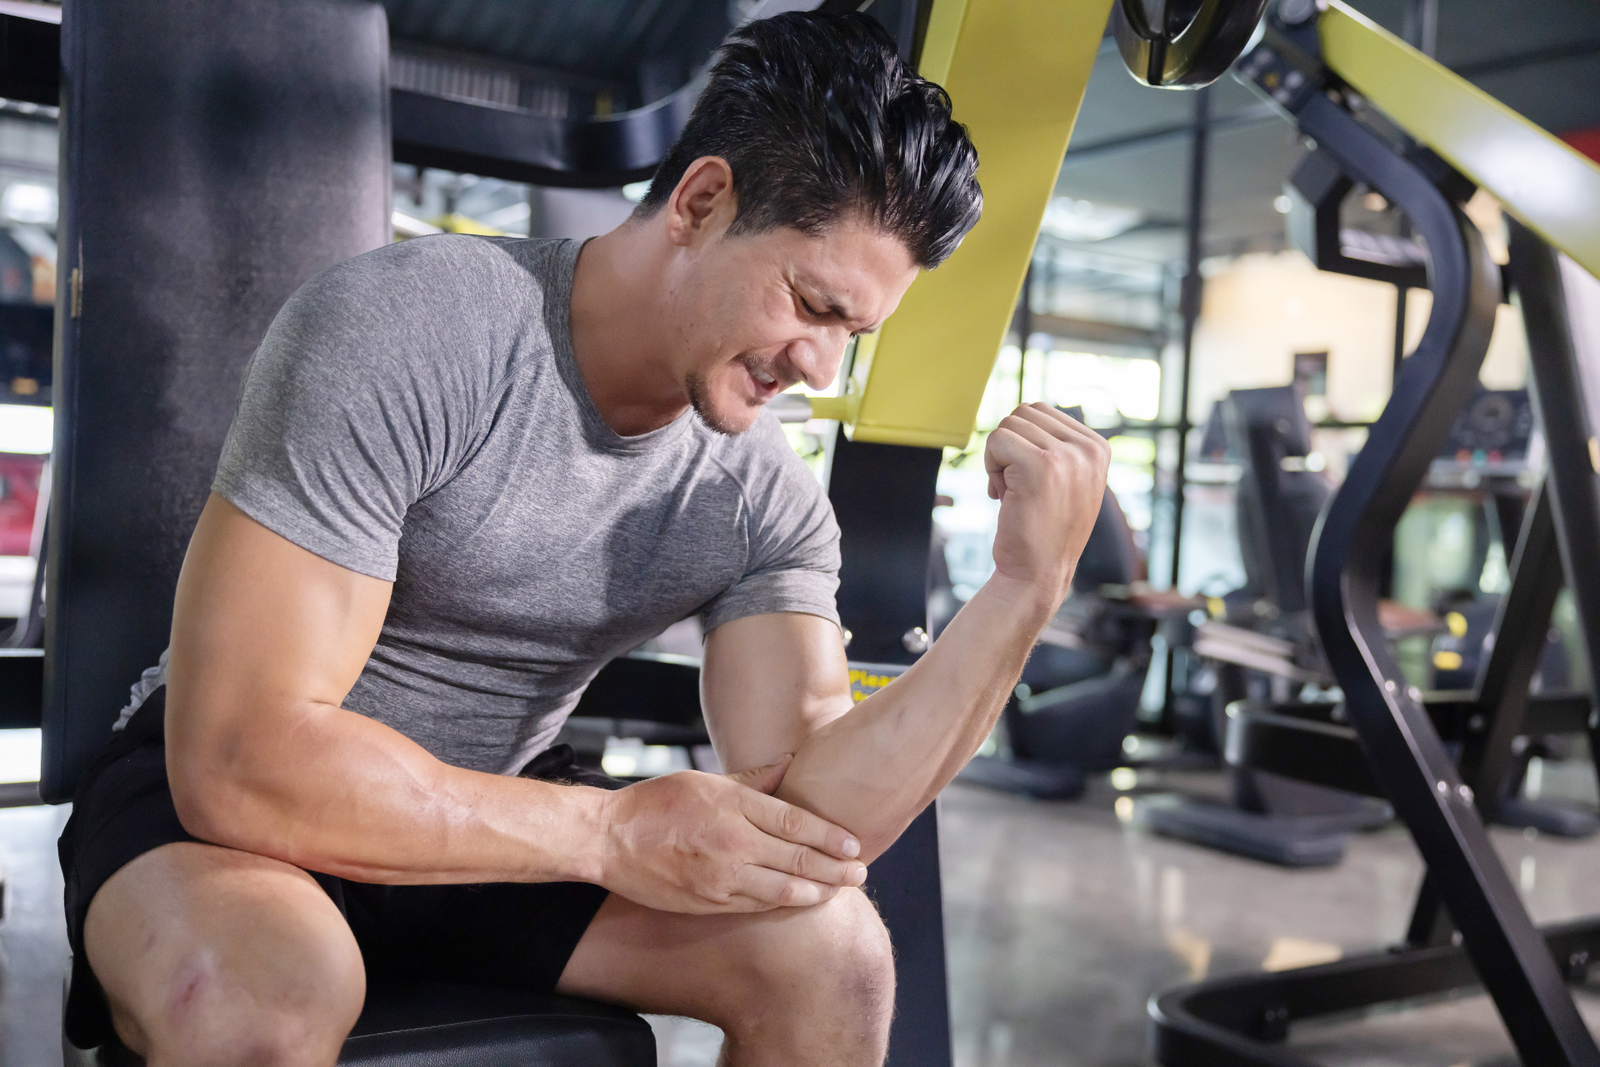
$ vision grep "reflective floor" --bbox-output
[5,759,1600,1065]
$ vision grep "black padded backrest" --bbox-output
[1053,404,1134,592]
[43,0,391,801]
[1073,487,1140,592]
[1226,385,1330,614]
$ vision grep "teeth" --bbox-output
[751,367,776,386]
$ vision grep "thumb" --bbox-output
[729,753,795,795]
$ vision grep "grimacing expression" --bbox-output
[676,216,920,436]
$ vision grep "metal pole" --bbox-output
[1404,0,1438,59]
[1393,285,1409,379]
[1167,86,1209,589]
[1394,0,1437,380]
[1017,260,1034,407]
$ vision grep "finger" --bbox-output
[727,754,793,796]
[750,835,868,887]
[733,864,845,910]
[993,414,1057,454]
[985,426,1033,500]
[1037,404,1114,461]
[1012,403,1089,443]
[742,791,861,859]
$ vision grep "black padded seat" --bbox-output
[340,983,656,1066]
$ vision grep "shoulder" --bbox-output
[698,411,838,542]
[260,236,572,369]
[699,410,817,487]
[290,235,569,314]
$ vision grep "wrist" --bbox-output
[978,567,1069,621]
[577,785,616,886]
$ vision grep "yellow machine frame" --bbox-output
[809,0,1115,446]
[814,0,1600,449]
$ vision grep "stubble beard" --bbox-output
[686,369,753,437]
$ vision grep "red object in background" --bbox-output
[1564,128,1600,164]
[0,453,44,557]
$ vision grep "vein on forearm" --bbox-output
[774,578,1055,862]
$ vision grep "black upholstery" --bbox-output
[341,985,657,1066]
[46,0,392,802]
[54,2,654,1061]
[1224,386,1330,615]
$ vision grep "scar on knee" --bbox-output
[169,958,215,1017]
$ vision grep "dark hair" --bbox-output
[635,11,981,269]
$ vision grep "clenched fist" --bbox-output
[985,403,1112,607]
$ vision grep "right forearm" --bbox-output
[170,699,609,886]
[776,573,1055,861]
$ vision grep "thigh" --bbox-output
[84,840,366,1058]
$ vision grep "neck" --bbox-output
[568,224,691,436]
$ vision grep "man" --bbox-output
[60,11,1108,1066]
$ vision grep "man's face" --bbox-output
[670,214,920,435]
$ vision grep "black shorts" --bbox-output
[58,688,625,1050]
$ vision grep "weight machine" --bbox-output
[1138,2,1600,1064]
[37,0,1600,1063]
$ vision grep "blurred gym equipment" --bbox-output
[1149,2,1600,1064]
[1140,386,1393,867]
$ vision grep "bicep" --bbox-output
[166,494,393,797]
[699,611,854,774]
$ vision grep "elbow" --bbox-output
[168,747,268,852]
[855,794,940,866]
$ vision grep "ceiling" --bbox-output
[383,0,1600,264]
[1059,0,1600,264]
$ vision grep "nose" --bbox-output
[787,330,849,391]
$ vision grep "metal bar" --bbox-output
[826,434,949,1067]
[1319,1,1600,279]
[1167,87,1209,590]
[1391,284,1408,377]
[1031,311,1162,349]
[1405,485,1566,949]
[1293,74,1600,1066]
[840,0,1115,447]
[391,81,697,190]
[1509,217,1600,812]
[1455,486,1563,815]
[1151,915,1600,1067]
[1402,0,1436,61]
[1017,261,1033,406]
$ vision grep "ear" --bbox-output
[664,156,736,248]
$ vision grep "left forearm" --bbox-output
[774,573,1056,862]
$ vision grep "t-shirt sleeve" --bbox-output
[212,238,499,580]
[699,419,842,632]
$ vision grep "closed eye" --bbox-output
[798,294,824,318]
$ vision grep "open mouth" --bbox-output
[739,357,784,402]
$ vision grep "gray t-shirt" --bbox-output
[173,235,839,774]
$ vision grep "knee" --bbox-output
[138,931,364,1067]
[734,888,895,1034]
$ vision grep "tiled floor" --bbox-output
[6,758,1600,1065]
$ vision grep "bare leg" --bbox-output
[557,887,894,1067]
[83,842,366,1067]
